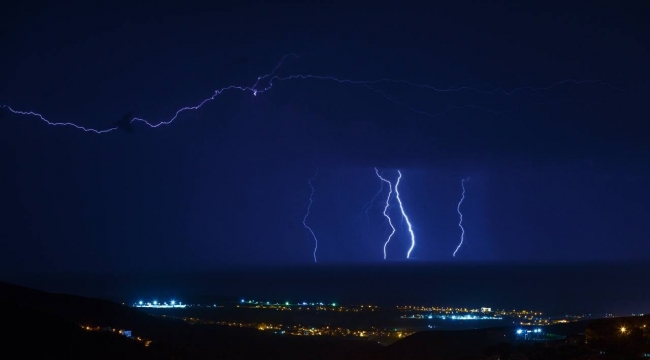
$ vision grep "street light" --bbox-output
[620,326,627,334]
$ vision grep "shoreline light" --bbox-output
[134,300,187,308]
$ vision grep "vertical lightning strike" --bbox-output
[375,168,396,260]
[394,170,416,259]
[303,162,319,263]
[453,177,469,257]
[355,175,384,226]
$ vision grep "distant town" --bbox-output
[132,297,625,344]
[4,279,648,360]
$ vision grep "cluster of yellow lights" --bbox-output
[178,316,411,339]
[80,325,151,346]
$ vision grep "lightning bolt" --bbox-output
[394,170,416,259]
[0,54,298,133]
[265,75,621,96]
[375,168,396,260]
[303,161,319,263]
[355,174,384,227]
[0,53,619,133]
[263,76,621,119]
[453,177,469,257]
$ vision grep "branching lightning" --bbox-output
[0,54,298,133]
[355,174,384,226]
[0,53,620,133]
[303,161,319,263]
[394,170,416,259]
[453,177,470,257]
[0,54,624,265]
[375,168,395,260]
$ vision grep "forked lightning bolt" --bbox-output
[395,170,416,259]
[375,168,395,260]
[303,162,319,263]
[453,177,469,257]
[0,53,619,133]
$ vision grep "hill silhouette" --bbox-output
[3,281,647,359]
[0,282,380,359]
[1,298,163,359]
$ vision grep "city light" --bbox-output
[134,300,187,308]
[620,326,627,334]
[404,313,503,321]
[517,329,523,334]
[179,316,414,340]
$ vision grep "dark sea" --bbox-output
[5,262,649,317]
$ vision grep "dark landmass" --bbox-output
[0,282,380,359]
[364,327,512,359]
[2,302,159,360]
[1,281,649,359]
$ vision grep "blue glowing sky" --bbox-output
[0,0,648,273]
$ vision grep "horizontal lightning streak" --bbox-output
[0,105,118,134]
[0,52,618,133]
[266,75,622,96]
[0,54,299,133]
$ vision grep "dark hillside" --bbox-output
[1,301,162,359]
[0,282,381,359]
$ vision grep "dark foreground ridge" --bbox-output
[0,282,379,360]
[1,281,649,359]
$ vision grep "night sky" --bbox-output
[1,0,648,275]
